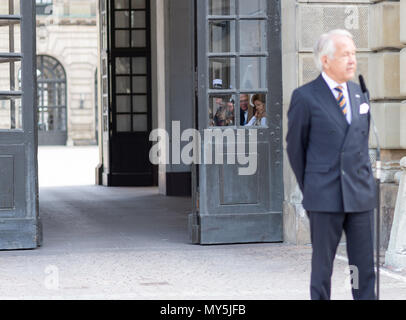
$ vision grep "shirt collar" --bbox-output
[322,72,348,92]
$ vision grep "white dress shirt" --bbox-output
[246,116,267,127]
[322,72,352,124]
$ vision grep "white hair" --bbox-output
[313,29,354,72]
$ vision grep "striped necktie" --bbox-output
[334,85,347,116]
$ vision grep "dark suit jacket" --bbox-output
[286,74,377,212]
[240,106,254,126]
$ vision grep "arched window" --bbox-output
[37,55,67,145]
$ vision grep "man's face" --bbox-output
[322,36,357,84]
[240,95,249,111]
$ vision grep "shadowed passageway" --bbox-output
[39,186,192,251]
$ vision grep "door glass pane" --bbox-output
[116,95,131,113]
[0,24,21,53]
[0,60,21,91]
[209,21,235,53]
[132,57,147,74]
[133,114,147,132]
[115,30,130,48]
[209,0,235,15]
[0,0,20,14]
[0,98,22,130]
[116,76,131,93]
[209,95,235,127]
[131,11,146,28]
[240,57,267,90]
[244,93,267,127]
[116,57,130,74]
[209,58,235,90]
[133,95,147,112]
[115,0,129,9]
[131,30,146,47]
[240,20,267,53]
[132,0,146,9]
[239,0,266,16]
[132,76,147,93]
[54,107,67,131]
[46,107,56,131]
[115,11,129,28]
[117,114,131,132]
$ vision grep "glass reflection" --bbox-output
[209,95,235,127]
[209,58,235,90]
[240,57,267,90]
[239,0,266,16]
[240,20,267,53]
[209,0,235,15]
[209,20,235,53]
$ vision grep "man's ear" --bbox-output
[321,55,329,70]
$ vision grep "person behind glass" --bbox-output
[245,94,267,126]
[214,97,234,126]
[239,94,254,125]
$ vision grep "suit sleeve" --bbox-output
[286,89,311,193]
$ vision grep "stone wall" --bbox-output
[282,0,405,249]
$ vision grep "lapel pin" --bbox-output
[355,94,361,98]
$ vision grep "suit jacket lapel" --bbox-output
[313,75,349,133]
[347,81,360,124]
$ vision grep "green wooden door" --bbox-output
[0,0,40,250]
[189,0,284,244]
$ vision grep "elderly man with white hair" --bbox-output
[286,29,377,300]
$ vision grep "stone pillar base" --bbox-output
[385,251,406,269]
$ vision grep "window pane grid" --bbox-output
[113,0,147,49]
[207,0,268,127]
[114,56,148,132]
[0,1,22,130]
[113,1,150,132]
